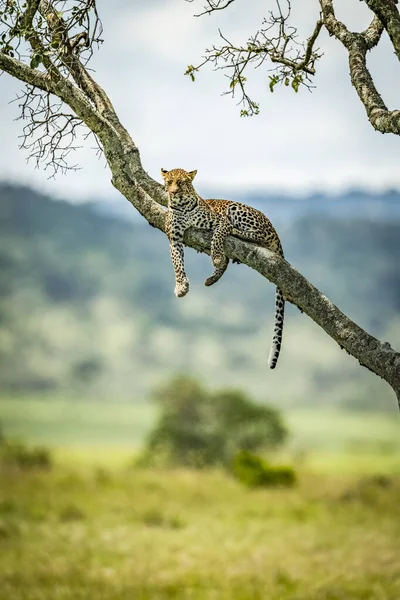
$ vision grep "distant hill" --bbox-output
[0,182,399,411]
[94,188,400,226]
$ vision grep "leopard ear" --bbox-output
[161,168,169,178]
[188,169,197,181]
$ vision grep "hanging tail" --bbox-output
[268,288,285,369]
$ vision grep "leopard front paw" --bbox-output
[174,280,189,298]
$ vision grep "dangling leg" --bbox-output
[170,241,189,297]
[204,222,231,287]
[204,259,229,287]
[166,212,189,298]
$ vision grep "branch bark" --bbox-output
[363,0,400,60]
[320,0,400,134]
[111,165,400,410]
[1,3,399,407]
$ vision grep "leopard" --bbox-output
[161,167,285,369]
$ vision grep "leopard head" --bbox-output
[161,168,197,196]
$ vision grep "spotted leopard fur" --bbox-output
[162,167,285,369]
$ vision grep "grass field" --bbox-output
[0,397,399,599]
[1,460,400,599]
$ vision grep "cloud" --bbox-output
[107,0,208,62]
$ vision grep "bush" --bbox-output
[1,441,52,470]
[232,450,296,488]
[138,376,288,469]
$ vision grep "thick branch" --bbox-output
[0,50,168,206]
[38,0,113,114]
[363,0,400,60]
[19,0,41,31]
[0,51,106,134]
[19,0,62,83]
[362,14,385,48]
[320,0,400,134]
[110,166,400,407]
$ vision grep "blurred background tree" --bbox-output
[139,376,287,468]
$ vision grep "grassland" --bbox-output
[0,398,399,599]
[1,459,400,599]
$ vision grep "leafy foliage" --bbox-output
[139,376,288,468]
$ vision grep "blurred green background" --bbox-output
[0,183,399,410]
[0,183,399,599]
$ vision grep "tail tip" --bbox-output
[268,354,277,369]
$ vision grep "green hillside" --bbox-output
[0,183,399,410]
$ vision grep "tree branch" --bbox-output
[320,0,400,134]
[362,14,385,48]
[187,0,236,18]
[363,0,400,60]
[187,0,400,136]
[0,51,105,134]
[19,0,41,32]
[186,1,323,117]
[269,17,322,76]
[111,173,400,407]
[300,18,323,68]
[38,0,113,114]
[0,48,168,205]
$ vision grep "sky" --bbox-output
[0,0,400,201]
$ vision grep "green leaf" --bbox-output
[30,54,42,69]
[184,65,198,82]
[268,75,279,93]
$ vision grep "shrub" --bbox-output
[138,376,288,468]
[232,449,296,488]
[1,441,52,470]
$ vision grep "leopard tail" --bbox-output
[268,287,285,369]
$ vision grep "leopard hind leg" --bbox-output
[204,258,229,287]
[204,222,231,287]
